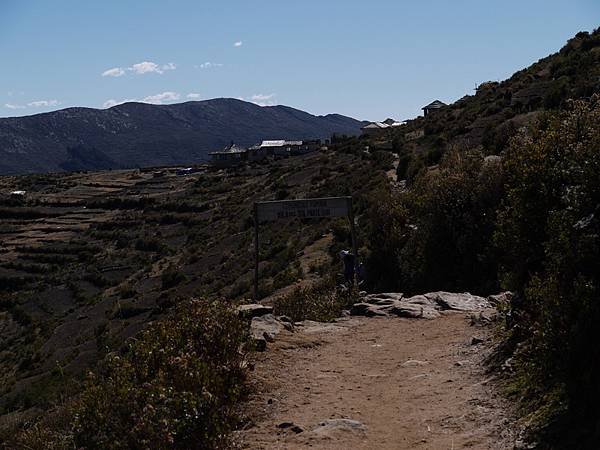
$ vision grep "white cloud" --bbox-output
[234,41,243,47]
[102,91,181,108]
[101,61,176,77]
[130,61,162,74]
[187,93,201,99]
[250,93,277,107]
[103,98,136,108]
[5,103,25,109]
[102,67,125,77]
[28,100,60,108]
[141,91,180,104]
[198,62,223,69]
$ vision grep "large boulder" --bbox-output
[350,302,390,317]
[423,292,491,311]
[354,290,494,320]
[389,302,440,319]
[237,304,273,319]
[249,314,294,350]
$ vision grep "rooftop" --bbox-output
[422,100,447,110]
[260,140,303,147]
[209,143,247,155]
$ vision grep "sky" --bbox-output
[0,0,598,121]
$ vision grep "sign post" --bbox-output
[253,196,356,300]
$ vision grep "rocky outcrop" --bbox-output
[237,304,274,320]
[351,291,500,319]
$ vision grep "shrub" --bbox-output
[161,267,187,290]
[273,278,359,322]
[365,148,504,294]
[495,97,600,441]
[11,300,250,449]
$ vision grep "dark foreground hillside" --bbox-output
[0,148,391,442]
[0,98,363,175]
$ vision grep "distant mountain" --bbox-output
[0,98,364,175]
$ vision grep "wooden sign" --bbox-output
[253,196,357,300]
[255,197,351,222]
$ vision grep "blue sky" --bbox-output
[0,0,598,120]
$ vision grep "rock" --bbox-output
[277,422,304,433]
[401,359,429,367]
[388,302,440,319]
[362,292,404,304]
[250,314,292,346]
[471,336,484,345]
[483,154,502,166]
[402,295,437,307]
[487,291,513,307]
[312,419,366,436]
[237,304,273,319]
[350,303,389,317]
[425,292,491,311]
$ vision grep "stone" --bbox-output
[471,336,484,345]
[362,292,404,304]
[425,292,491,311]
[350,303,389,317]
[277,422,304,433]
[250,314,292,345]
[388,302,440,319]
[401,359,429,367]
[237,304,273,319]
[312,419,366,436]
[487,291,513,306]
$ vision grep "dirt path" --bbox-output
[239,313,514,449]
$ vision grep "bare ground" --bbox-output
[239,313,515,449]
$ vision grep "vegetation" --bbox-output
[273,278,360,322]
[363,96,600,446]
[495,98,600,446]
[7,300,250,449]
[0,149,390,445]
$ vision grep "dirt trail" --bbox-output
[240,313,514,449]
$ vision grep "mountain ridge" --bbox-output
[0,98,364,175]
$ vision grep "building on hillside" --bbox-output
[246,143,269,162]
[422,100,447,117]
[360,122,389,136]
[259,140,319,157]
[382,118,404,127]
[361,119,404,136]
[208,143,248,168]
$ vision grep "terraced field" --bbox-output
[0,149,391,427]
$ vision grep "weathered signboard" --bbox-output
[255,197,351,222]
[253,196,357,300]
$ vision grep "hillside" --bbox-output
[374,29,600,180]
[0,149,391,434]
[0,98,364,175]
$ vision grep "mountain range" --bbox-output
[0,98,364,175]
